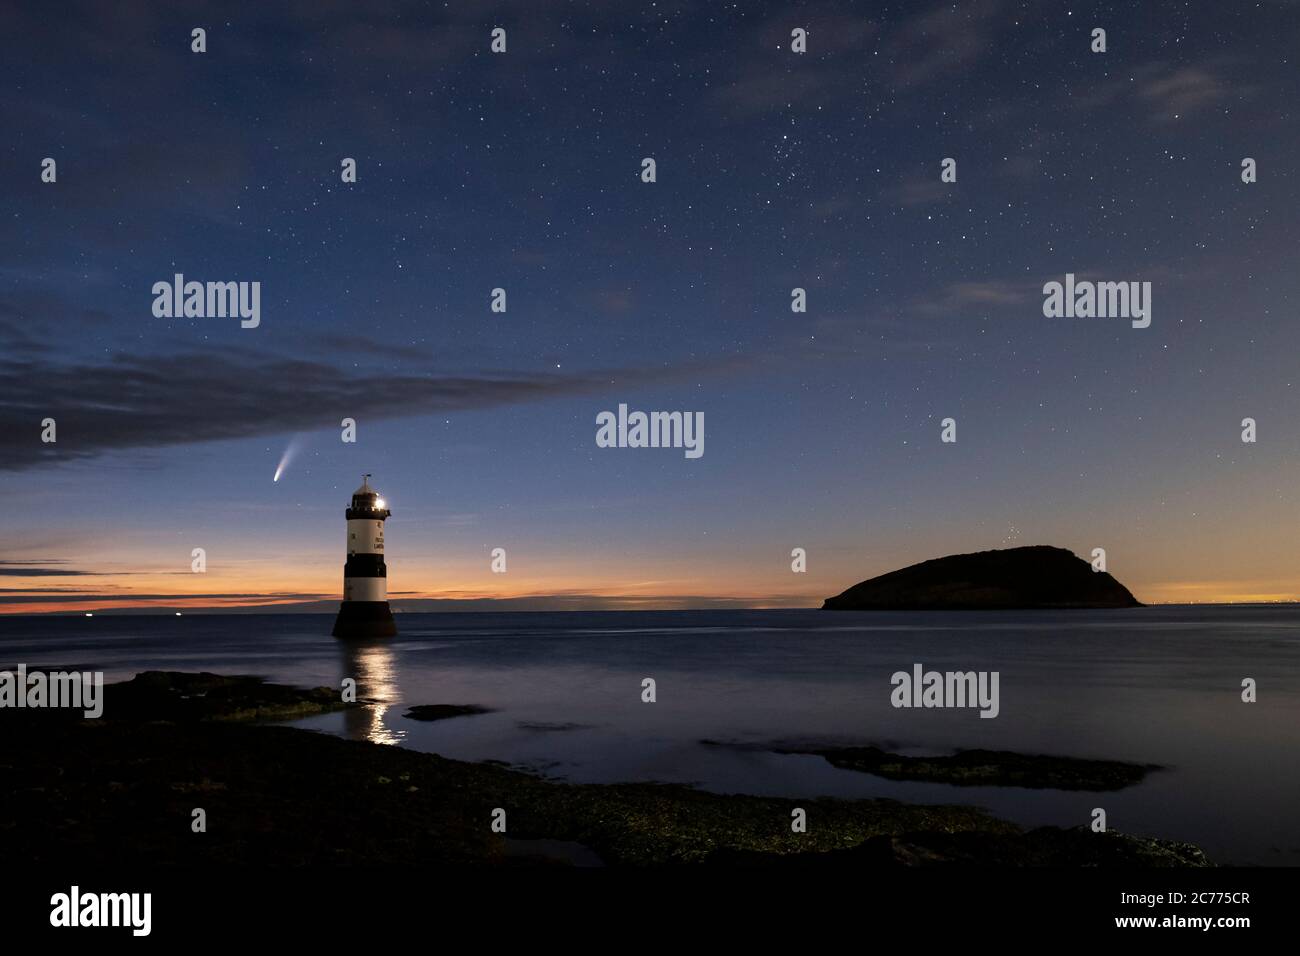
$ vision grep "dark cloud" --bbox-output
[0,291,112,358]
[883,0,1005,90]
[0,566,102,577]
[0,319,53,357]
[0,590,327,604]
[1138,67,1228,121]
[889,176,953,207]
[309,335,438,362]
[911,279,1036,316]
[0,347,736,472]
[1070,59,1249,123]
[704,0,1006,118]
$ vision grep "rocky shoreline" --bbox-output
[0,672,1208,867]
[700,740,1158,790]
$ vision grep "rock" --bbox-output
[784,745,1158,791]
[402,704,494,722]
[823,545,1142,610]
[100,671,349,722]
[516,721,594,732]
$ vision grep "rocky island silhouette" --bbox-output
[823,546,1143,611]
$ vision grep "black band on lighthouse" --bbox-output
[343,554,387,577]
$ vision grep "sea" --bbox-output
[3,606,1298,866]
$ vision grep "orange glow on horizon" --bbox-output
[5,566,1300,614]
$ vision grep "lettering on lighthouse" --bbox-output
[347,519,384,554]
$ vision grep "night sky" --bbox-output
[3,0,1298,613]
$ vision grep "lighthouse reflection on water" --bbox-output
[339,640,404,746]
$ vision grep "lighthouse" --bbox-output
[332,475,397,639]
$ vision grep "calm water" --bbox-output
[3,607,1298,865]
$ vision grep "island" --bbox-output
[823,545,1142,611]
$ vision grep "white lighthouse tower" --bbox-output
[332,474,397,639]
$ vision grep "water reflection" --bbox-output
[8,608,1299,864]
[339,640,404,745]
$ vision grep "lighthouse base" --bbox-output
[332,601,397,639]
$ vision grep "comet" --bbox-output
[273,436,306,482]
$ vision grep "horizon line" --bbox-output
[6,598,1300,618]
